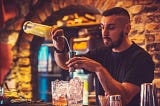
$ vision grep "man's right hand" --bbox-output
[51,29,69,70]
[51,29,65,51]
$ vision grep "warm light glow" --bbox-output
[56,13,100,27]
[73,41,88,50]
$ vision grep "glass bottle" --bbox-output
[109,95,122,106]
[23,21,58,39]
[23,21,72,48]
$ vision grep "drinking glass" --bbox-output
[140,83,158,106]
[98,95,109,106]
[67,77,83,106]
[51,80,68,106]
[109,95,122,106]
[0,86,4,104]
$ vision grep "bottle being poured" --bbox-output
[23,21,75,72]
[23,21,56,39]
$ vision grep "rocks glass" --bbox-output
[109,95,122,106]
[51,80,68,105]
[51,77,83,106]
[67,77,83,106]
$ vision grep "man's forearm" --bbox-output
[96,67,124,94]
[95,66,134,105]
[54,52,69,70]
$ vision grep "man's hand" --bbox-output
[51,29,69,70]
[51,29,65,51]
[66,56,102,72]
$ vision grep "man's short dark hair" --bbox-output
[102,7,130,19]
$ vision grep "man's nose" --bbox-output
[102,28,109,36]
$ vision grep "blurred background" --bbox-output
[0,0,160,104]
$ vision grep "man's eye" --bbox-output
[108,25,115,30]
[100,24,104,29]
[100,24,115,30]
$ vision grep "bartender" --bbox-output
[51,7,154,106]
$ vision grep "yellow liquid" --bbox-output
[23,21,57,38]
[52,96,67,105]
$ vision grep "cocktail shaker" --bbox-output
[140,83,158,106]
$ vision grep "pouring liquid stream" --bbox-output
[60,36,76,72]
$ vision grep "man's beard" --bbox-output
[103,31,124,49]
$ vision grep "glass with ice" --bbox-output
[67,77,83,106]
[51,77,83,106]
[51,80,68,105]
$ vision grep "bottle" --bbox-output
[23,21,58,39]
[109,95,122,106]
[83,79,89,105]
[23,21,72,49]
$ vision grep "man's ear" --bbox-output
[124,23,131,34]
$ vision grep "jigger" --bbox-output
[140,83,158,106]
